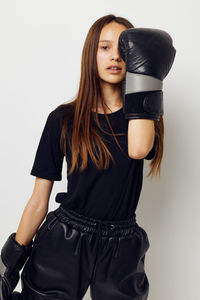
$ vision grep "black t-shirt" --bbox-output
[30,104,157,221]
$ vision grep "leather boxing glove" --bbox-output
[9,292,22,299]
[118,27,176,121]
[0,233,33,300]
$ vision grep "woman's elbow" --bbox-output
[128,148,150,160]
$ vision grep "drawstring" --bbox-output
[94,221,120,258]
[95,221,116,236]
[90,221,117,284]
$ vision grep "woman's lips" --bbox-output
[106,68,122,74]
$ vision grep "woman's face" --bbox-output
[96,21,127,85]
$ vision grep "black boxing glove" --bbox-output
[118,27,176,121]
[9,292,22,299]
[0,233,33,300]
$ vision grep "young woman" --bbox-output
[0,14,176,300]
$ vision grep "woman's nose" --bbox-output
[111,48,121,61]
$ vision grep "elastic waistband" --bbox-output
[53,205,139,237]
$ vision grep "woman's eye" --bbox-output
[101,46,109,50]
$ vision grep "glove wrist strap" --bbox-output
[123,90,164,121]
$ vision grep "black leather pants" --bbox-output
[19,205,150,300]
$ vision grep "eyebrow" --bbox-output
[99,40,113,43]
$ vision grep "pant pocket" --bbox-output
[137,225,150,252]
[33,211,58,245]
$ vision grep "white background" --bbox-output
[0,0,199,299]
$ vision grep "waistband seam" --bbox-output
[53,206,139,237]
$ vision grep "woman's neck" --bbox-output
[93,81,123,113]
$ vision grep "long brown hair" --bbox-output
[59,14,164,179]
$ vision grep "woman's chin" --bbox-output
[100,77,124,85]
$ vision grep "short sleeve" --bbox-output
[30,108,64,181]
[144,134,158,160]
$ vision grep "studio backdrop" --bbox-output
[0,1,199,299]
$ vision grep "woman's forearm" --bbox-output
[128,119,155,159]
[14,199,48,246]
